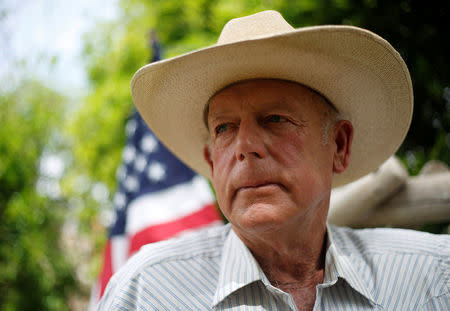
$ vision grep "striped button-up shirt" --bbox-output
[98,224,449,310]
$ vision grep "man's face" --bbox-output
[204,79,348,234]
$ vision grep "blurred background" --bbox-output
[1,0,449,310]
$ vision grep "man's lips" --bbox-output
[235,182,281,194]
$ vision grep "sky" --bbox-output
[1,0,118,94]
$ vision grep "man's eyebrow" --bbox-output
[206,112,234,127]
[203,98,295,130]
[203,104,233,131]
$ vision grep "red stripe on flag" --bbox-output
[128,204,221,255]
[99,240,113,298]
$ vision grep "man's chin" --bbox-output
[231,203,293,233]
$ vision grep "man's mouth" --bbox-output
[236,182,281,194]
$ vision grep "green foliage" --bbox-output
[0,80,77,310]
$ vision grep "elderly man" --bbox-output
[98,11,449,310]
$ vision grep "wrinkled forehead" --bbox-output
[202,78,337,129]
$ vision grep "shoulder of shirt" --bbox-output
[117,224,229,280]
[99,224,230,308]
[329,225,450,257]
[328,226,450,308]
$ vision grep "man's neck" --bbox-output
[248,226,327,284]
[232,213,328,310]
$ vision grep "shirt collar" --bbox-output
[326,224,377,305]
[212,224,377,307]
[212,226,269,307]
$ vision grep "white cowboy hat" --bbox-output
[131,10,413,187]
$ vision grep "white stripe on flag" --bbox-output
[111,235,129,272]
[126,176,214,236]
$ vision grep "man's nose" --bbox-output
[234,120,266,161]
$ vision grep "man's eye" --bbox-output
[215,124,228,135]
[266,115,286,123]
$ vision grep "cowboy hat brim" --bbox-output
[131,24,413,187]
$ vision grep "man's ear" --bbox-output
[203,145,214,173]
[332,120,353,174]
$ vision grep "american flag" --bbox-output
[89,111,222,304]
